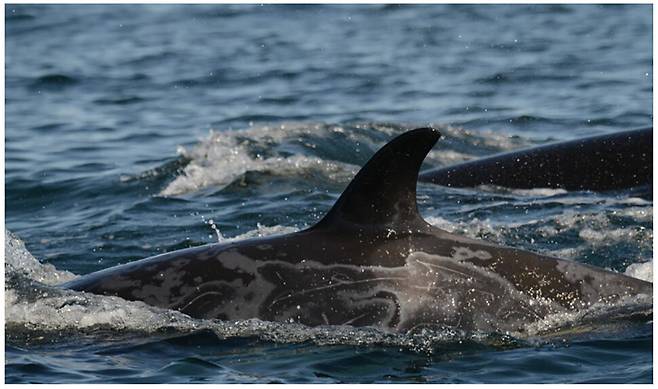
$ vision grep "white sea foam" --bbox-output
[425,215,518,243]
[578,227,651,243]
[436,125,536,150]
[160,123,358,196]
[489,186,568,197]
[624,261,653,282]
[421,125,535,166]
[5,230,77,285]
[424,149,477,166]
[159,122,538,197]
[611,206,653,222]
[219,223,300,243]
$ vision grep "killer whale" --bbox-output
[419,127,652,193]
[61,128,652,334]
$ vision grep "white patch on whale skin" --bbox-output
[555,260,650,308]
[130,258,194,307]
[451,246,492,261]
[176,251,278,320]
[192,248,562,333]
[394,252,562,333]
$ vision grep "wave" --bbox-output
[159,126,358,196]
[5,230,77,285]
[157,122,536,197]
[423,197,653,278]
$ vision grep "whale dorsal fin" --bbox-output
[314,127,441,233]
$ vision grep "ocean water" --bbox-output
[4,4,653,384]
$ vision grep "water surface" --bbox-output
[5,4,653,384]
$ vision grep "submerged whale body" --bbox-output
[419,127,652,192]
[62,128,652,334]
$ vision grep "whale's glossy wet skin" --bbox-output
[419,127,653,194]
[64,228,652,334]
[63,129,652,334]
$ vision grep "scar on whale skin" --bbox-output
[61,127,653,334]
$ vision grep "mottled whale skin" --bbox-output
[419,127,652,193]
[62,128,652,334]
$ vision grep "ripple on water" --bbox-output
[5,3,653,383]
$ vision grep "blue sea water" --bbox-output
[4,4,653,384]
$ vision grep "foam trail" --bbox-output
[160,124,357,196]
[5,230,77,285]
[625,262,653,282]
[159,123,534,196]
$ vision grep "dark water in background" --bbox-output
[5,4,653,384]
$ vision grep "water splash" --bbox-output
[5,230,77,285]
[5,228,650,354]
[4,230,508,354]
[157,122,536,197]
[624,262,653,282]
[160,123,359,196]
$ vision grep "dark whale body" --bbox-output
[419,127,652,192]
[62,128,652,334]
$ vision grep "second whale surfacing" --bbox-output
[419,127,653,193]
[61,128,652,335]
